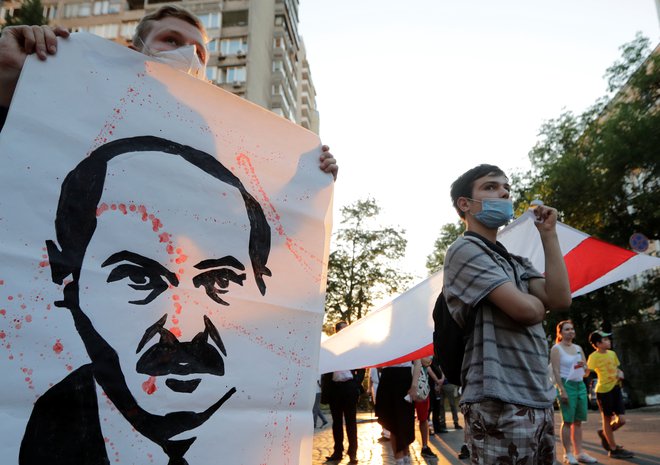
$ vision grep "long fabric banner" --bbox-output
[0,33,332,465]
[319,211,659,374]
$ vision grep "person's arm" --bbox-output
[487,282,546,325]
[527,205,572,310]
[550,346,568,403]
[0,25,70,109]
[319,144,337,181]
[408,360,421,401]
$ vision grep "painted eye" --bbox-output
[193,269,246,305]
[107,264,168,305]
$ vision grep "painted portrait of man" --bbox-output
[20,136,271,465]
[0,33,331,465]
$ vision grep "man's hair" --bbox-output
[132,5,207,48]
[46,136,271,295]
[450,164,507,219]
[555,319,573,344]
[335,321,347,332]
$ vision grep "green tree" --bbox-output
[513,34,659,337]
[325,198,412,324]
[425,221,465,274]
[3,0,47,27]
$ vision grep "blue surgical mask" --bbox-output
[468,198,514,228]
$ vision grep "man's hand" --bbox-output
[532,205,559,234]
[319,145,338,181]
[0,25,69,107]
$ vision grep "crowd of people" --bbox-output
[321,165,634,464]
[0,8,636,465]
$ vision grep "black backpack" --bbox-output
[432,290,474,386]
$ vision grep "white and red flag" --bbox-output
[319,211,659,373]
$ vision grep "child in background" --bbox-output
[587,331,633,459]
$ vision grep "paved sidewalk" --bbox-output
[311,409,660,465]
[312,411,467,465]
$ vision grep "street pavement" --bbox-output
[312,407,660,465]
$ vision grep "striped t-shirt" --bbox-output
[442,234,554,408]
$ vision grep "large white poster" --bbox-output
[0,33,332,465]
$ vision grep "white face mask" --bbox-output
[139,40,206,80]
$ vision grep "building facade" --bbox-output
[1,0,320,133]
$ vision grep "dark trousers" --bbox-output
[430,389,443,431]
[329,382,358,457]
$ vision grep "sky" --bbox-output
[298,0,660,283]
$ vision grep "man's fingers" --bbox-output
[43,27,59,54]
[32,25,50,59]
[53,26,70,39]
[18,26,37,56]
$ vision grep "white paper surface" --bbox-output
[0,33,332,465]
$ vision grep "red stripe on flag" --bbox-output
[369,343,434,368]
[564,237,635,293]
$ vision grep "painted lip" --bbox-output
[165,378,202,393]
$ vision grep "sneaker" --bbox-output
[597,430,610,451]
[325,454,342,462]
[454,423,463,430]
[348,456,358,464]
[563,453,578,465]
[437,427,449,434]
[577,452,598,463]
[421,446,437,458]
[609,447,634,459]
[458,444,470,460]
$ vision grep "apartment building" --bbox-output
[1,0,320,133]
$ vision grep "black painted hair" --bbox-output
[46,136,271,295]
[450,164,507,219]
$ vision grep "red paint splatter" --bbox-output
[25,315,32,323]
[53,340,63,354]
[96,203,109,217]
[0,309,5,315]
[166,245,174,254]
[175,255,187,264]
[152,218,163,232]
[159,232,170,243]
[174,303,182,314]
[118,203,127,214]
[129,204,137,212]
[0,331,5,339]
[169,327,182,338]
[66,364,73,371]
[7,296,13,301]
[110,203,117,211]
[142,376,157,395]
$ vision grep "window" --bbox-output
[78,3,91,17]
[120,21,137,39]
[223,66,246,83]
[220,37,248,55]
[44,5,58,20]
[206,66,219,83]
[199,12,221,29]
[87,23,119,38]
[93,0,109,15]
[206,39,219,52]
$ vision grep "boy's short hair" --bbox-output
[132,5,207,47]
[335,321,348,332]
[450,164,507,219]
[589,330,612,347]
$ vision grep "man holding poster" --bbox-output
[0,5,335,465]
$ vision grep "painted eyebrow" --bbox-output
[194,256,246,271]
[101,250,179,286]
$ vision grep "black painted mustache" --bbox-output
[136,314,227,376]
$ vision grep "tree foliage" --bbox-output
[425,221,465,275]
[3,0,47,27]
[513,34,659,336]
[325,198,412,324]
